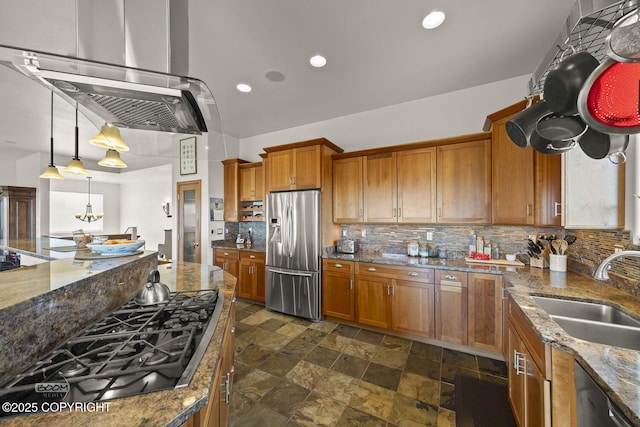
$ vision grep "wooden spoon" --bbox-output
[559,239,568,255]
[551,240,561,255]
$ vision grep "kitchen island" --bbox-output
[0,239,237,427]
[324,251,640,425]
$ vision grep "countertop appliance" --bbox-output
[266,190,321,322]
[0,288,223,417]
[574,360,633,426]
[336,239,357,254]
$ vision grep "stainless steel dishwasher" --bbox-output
[575,361,633,427]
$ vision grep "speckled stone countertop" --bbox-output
[325,251,640,424]
[212,240,265,253]
[0,245,237,426]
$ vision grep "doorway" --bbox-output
[177,180,201,263]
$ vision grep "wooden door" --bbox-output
[535,152,562,226]
[355,275,391,328]
[363,152,397,222]
[437,140,491,223]
[468,273,503,353]
[177,180,201,263]
[391,280,435,337]
[7,186,36,241]
[322,261,355,320]
[333,157,363,223]
[267,149,293,191]
[492,113,535,225]
[292,145,321,189]
[239,167,255,201]
[238,258,253,299]
[524,350,547,427]
[397,148,437,223]
[435,283,468,345]
[508,321,525,427]
[214,250,239,278]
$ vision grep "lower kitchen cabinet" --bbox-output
[467,273,503,353]
[435,270,468,345]
[355,273,391,329]
[238,252,265,303]
[322,260,355,320]
[213,249,239,278]
[507,294,550,427]
[391,280,435,337]
[185,299,236,427]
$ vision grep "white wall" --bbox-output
[239,75,529,159]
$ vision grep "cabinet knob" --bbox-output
[367,267,377,272]
[554,202,562,217]
[223,252,229,256]
[250,255,256,259]
[334,263,343,268]
[443,275,458,280]
[407,271,419,277]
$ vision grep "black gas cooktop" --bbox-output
[0,288,223,417]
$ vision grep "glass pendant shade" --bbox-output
[40,91,64,180]
[89,123,130,152]
[98,149,128,168]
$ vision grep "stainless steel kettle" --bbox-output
[135,270,170,305]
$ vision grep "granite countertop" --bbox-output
[0,237,93,261]
[212,240,265,253]
[0,244,237,426]
[326,251,640,424]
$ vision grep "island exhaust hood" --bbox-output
[0,43,217,135]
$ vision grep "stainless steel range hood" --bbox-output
[0,43,217,135]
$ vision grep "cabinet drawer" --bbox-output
[508,297,546,374]
[323,259,354,274]
[214,249,239,260]
[240,251,265,262]
[435,270,468,287]
[356,262,434,283]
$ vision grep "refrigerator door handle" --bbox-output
[287,205,294,258]
[268,268,313,278]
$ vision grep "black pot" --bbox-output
[543,51,599,116]
[505,99,552,148]
[578,128,629,162]
[530,113,587,154]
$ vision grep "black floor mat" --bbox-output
[455,373,517,427]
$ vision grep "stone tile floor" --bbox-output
[229,301,509,426]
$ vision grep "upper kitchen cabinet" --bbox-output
[397,148,437,223]
[363,152,397,222]
[263,138,344,192]
[221,159,248,222]
[333,156,363,223]
[485,100,561,226]
[238,162,264,222]
[437,136,491,224]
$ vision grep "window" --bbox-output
[50,191,104,234]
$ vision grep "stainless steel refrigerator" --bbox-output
[266,190,321,321]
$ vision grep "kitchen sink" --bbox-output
[532,296,640,351]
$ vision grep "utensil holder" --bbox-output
[530,257,549,269]
[549,254,568,272]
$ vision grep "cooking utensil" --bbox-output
[578,127,629,163]
[552,240,561,255]
[559,239,569,255]
[607,9,640,63]
[505,99,552,148]
[544,51,600,115]
[577,58,640,134]
[530,113,586,154]
[135,270,170,305]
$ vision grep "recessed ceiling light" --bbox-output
[310,54,327,68]
[236,83,252,93]
[422,10,445,29]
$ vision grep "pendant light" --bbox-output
[63,103,88,175]
[98,149,128,168]
[39,91,64,180]
[89,123,130,152]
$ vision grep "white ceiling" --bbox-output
[0,0,577,172]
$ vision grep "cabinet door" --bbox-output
[239,167,256,201]
[435,283,468,345]
[333,157,363,223]
[238,259,253,300]
[524,352,547,427]
[293,145,322,189]
[223,161,240,221]
[391,280,435,337]
[492,114,535,225]
[437,140,491,224]
[363,152,397,222]
[254,165,264,201]
[356,275,391,329]
[268,149,294,191]
[535,152,562,226]
[214,250,239,278]
[508,321,526,427]
[322,269,355,320]
[468,273,503,353]
[397,148,437,223]
[253,259,266,302]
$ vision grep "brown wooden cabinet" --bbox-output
[363,152,397,222]
[436,139,491,224]
[507,294,550,427]
[535,152,562,226]
[467,273,503,353]
[238,251,265,303]
[213,249,239,278]
[186,300,236,427]
[265,144,322,191]
[397,147,437,223]
[333,157,363,223]
[435,270,468,345]
[322,259,355,320]
[354,262,435,336]
[239,162,264,222]
[221,159,248,222]
[2,186,36,241]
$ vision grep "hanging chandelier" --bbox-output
[74,176,103,222]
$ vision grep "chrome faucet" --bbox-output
[593,250,640,280]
